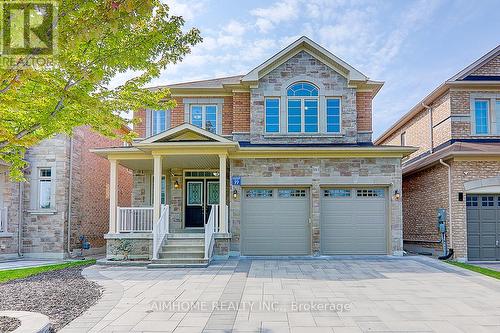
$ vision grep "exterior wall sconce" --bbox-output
[233,189,238,199]
[174,180,180,189]
[393,189,401,201]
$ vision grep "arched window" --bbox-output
[286,82,319,133]
[287,82,319,97]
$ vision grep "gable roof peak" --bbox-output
[242,36,369,83]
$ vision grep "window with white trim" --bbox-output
[326,98,341,133]
[151,110,168,135]
[38,168,52,209]
[287,82,319,133]
[190,105,218,133]
[265,98,280,133]
[474,100,490,134]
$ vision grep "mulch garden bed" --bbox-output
[0,264,102,331]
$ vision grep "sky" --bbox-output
[115,0,500,139]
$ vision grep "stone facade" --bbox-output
[105,235,152,260]
[229,157,403,255]
[250,51,358,144]
[0,127,132,259]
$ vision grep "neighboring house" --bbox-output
[0,126,132,259]
[92,36,414,267]
[376,45,500,261]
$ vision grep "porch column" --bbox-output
[109,159,118,233]
[153,154,162,222]
[219,154,227,233]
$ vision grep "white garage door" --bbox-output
[321,188,388,255]
[241,188,310,255]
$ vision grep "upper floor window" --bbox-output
[474,100,490,134]
[326,98,341,133]
[151,110,168,135]
[38,168,52,209]
[190,105,218,134]
[287,82,319,133]
[265,98,280,133]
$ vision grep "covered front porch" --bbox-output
[92,124,237,265]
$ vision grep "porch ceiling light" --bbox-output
[213,171,220,177]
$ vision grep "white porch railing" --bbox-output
[117,207,154,232]
[152,205,169,260]
[0,207,7,233]
[205,205,218,260]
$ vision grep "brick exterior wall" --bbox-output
[402,164,449,254]
[356,91,372,132]
[171,97,185,128]
[232,92,250,134]
[470,55,500,76]
[229,157,403,255]
[134,108,146,138]
[70,127,132,252]
[0,127,132,259]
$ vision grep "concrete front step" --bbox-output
[148,258,209,268]
[167,233,204,239]
[162,244,204,252]
[158,251,205,259]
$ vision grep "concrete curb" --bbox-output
[0,311,51,333]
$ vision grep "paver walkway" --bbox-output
[61,257,500,332]
[0,259,59,270]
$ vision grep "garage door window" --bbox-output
[278,189,306,198]
[466,195,478,207]
[323,189,351,197]
[356,189,385,198]
[482,196,495,206]
[246,189,273,198]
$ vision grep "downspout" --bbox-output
[17,182,23,257]
[422,103,434,153]
[439,158,454,252]
[67,137,74,257]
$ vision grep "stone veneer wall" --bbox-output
[0,169,21,259]
[229,157,403,255]
[250,51,358,144]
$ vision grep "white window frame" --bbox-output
[38,167,53,209]
[472,99,491,135]
[265,97,280,133]
[151,109,169,136]
[287,98,319,133]
[190,104,219,134]
[325,97,342,134]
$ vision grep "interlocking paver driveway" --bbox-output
[61,257,500,333]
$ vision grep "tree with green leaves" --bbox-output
[0,0,202,179]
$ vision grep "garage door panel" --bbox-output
[242,188,309,256]
[321,188,388,255]
[467,194,500,261]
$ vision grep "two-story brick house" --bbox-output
[0,126,132,259]
[93,37,414,266]
[376,45,500,261]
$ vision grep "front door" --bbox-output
[185,179,219,227]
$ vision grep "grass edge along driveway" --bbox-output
[446,260,500,280]
[0,259,96,283]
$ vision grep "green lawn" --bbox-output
[0,259,96,283]
[445,260,500,280]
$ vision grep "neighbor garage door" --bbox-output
[241,188,310,255]
[321,188,388,255]
[467,194,500,261]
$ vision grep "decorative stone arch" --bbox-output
[463,177,500,193]
[279,76,328,97]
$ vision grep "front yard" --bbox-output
[0,259,101,331]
